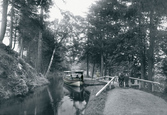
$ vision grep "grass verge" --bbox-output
[84,85,115,115]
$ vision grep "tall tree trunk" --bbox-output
[12,28,17,50]
[141,49,146,88]
[104,54,108,76]
[19,37,23,58]
[140,35,146,81]
[0,0,9,42]
[104,64,107,76]
[140,39,146,81]
[45,47,56,78]
[148,10,155,81]
[92,61,95,79]
[87,52,89,77]
[101,53,103,77]
[37,6,43,73]
[72,47,75,62]
[12,15,18,50]
[9,1,14,48]
[138,1,146,88]
[147,9,156,91]
[44,37,64,78]
[100,42,104,77]
[37,30,42,72]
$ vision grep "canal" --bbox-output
[0,77,90,115]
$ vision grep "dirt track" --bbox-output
[104,87,167,115]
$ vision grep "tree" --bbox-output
[9,0,14,48]
[0,0,9,42]
[36,0,53,73]
[84,0,167,84]
[37,4,43,73]
[12,0,53,72]
[143,0,167,82]
[86,0,127,76]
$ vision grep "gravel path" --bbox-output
[104,87,167,115]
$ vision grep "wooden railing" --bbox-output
[95,75,162,96]
[128,77,161,92]
[95,76,115,96]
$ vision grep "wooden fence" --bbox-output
[95,76,115,96]
[128,77,161,92]
[95,76,162,96]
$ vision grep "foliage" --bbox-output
[82,0,167,92]
[0,43,48,99]
[1,0,167,95]
[83,0,131,72]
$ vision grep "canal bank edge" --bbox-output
[0,43,49,100]
[84,85,108,115]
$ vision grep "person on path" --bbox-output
[118,73,124,87]
[124,71,129,87]
[81,74,83,82]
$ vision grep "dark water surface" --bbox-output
[0,77,90,115]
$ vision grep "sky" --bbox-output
[49,0,98,21]
[1,0,97,45]
[1,0,167,45]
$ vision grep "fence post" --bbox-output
[152,83,154,92]
[134,80,138,85]
[129,79,131,87]
[109,82,111,89]
[139,81,141,89]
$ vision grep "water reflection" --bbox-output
[59,85,90,115]
[0,77,90,115]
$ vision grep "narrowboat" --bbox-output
[63,70,84,87]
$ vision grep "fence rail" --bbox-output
[128,77,161,92]
[95,77,115,96]
[94,75,163,96]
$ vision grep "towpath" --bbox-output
[103,86,167,115]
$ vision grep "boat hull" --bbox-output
[63,78,83,87]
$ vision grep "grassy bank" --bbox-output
[84,85,109,115]
[0,43,49,100]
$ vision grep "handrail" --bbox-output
[104,76,115,78]
[96,77,115,96]
[94,77,104,80]
[129,77,160,85]
[94,76,114,81]
[128,77,161,92]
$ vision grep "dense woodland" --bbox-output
[0,0,167,93]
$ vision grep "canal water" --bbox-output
[0,77,90,115]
